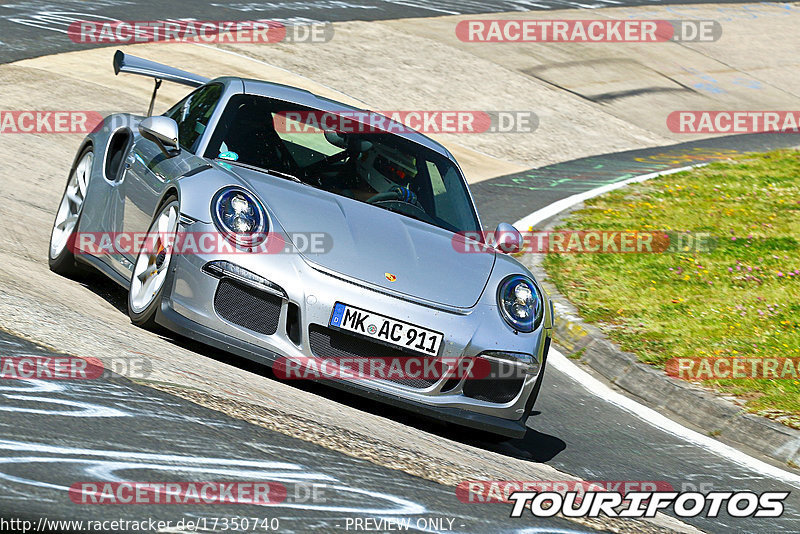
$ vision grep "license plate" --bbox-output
[329,302,443,356]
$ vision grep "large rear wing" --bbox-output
[113,50,211,115]
[113,50,209,87]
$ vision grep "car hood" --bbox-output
[234,167,495,309]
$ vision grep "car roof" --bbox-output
[227,77,455,159]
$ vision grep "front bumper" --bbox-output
[157,228,551,438]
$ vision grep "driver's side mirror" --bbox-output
[139,116,180,158]
[495,222,523,254]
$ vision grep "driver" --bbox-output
[347,145,419,204]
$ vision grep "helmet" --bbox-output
[358,145,417,193]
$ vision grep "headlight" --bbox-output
[212,187,268,247]
[497,275,543,333]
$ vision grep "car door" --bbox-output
[117,83,224,268]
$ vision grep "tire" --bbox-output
[127,196,180,330]
[49,147,93,276]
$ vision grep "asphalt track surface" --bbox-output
[2,2,800,534]
[0,0,787,64]
[0,330,590,533]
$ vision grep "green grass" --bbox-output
[543,150,800,428]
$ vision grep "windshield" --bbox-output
[204,94,480,234]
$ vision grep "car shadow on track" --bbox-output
[164,329,568,464]
[74,270,569,465]
[77,270,128,313]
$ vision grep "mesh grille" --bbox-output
[462,377,524,403]
[214,279,281,336]
[462,357,525,404]
[308,325,442,389]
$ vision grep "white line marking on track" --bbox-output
[513,163,800,488]
[513,164,702,231]
[548,349,800,488]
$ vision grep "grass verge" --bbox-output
[543,150,800,428]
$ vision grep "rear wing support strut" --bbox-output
[147,79,163,117]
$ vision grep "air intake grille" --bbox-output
[308,325,442,389]
[214,279,281,336]
[462,356,526,404]
[462,378,523,404]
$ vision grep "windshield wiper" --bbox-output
[214,159,304,183]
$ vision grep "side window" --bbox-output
[428,161,475,231]
[164,84,223,153]
[427,161,447,197]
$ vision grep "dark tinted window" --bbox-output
[205,95,480,233]
[164,83,223,153]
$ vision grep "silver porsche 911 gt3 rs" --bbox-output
[48,51,553,438]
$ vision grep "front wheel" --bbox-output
[49,148,93,276]
[128,197,179,329]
